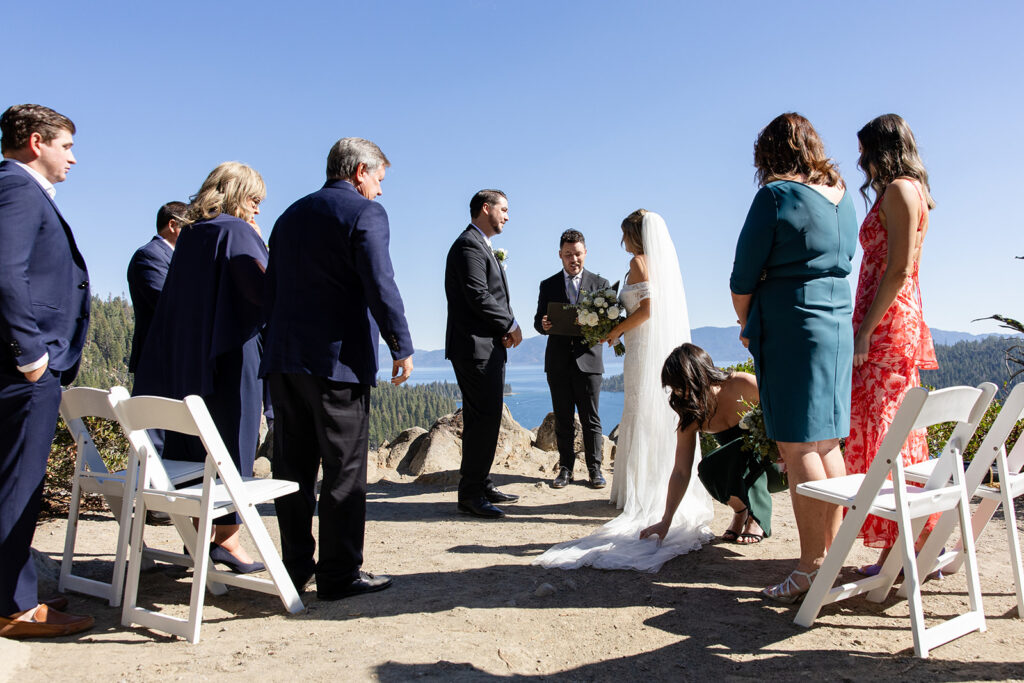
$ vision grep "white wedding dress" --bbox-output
[533,212,714,572]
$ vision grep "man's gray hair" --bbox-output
[326,137,390,180]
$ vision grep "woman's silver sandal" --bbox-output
[761,568,817,604]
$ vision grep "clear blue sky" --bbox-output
[6,1,1022,350]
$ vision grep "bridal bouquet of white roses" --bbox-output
[575,286,625,356]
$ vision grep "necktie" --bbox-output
[567,275,579,304]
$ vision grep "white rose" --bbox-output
[739,414,751,430]
[594,297,605,307]
[607,306,620,319]
[604,288,616,298]
[588,312,601,326]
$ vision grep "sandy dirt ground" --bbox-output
[5,470,1024,682]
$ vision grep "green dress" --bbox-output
[729,181,857,442]
[696,425,774,537]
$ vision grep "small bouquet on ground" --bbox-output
[573,285,625,356]
[737,400,787,492]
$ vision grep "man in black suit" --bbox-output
[261,138,413,600]
[126,201,185,373]
[444,189,521,518]
[534,230,609,489]
[0,104,93,638]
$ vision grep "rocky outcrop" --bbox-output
[384,426,428,469]
[534,412,584,453]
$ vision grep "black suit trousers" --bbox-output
[547,369,603,471]
[451,353,505,499]
[268,372,369,587]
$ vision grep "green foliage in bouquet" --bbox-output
[573,286,625,356]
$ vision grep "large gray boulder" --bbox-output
[383,426,428,469]
[534,411,584,453]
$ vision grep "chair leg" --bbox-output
[895,505,929,658]
[794,502,873,628]
[998,452,1024,618]
[59,455,86,596]
[234,492,303,613]
[120,489,149,628]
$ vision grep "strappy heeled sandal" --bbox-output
[721,507,748,543]
[761,568,817,604]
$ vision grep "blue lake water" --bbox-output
[380,363,625,434]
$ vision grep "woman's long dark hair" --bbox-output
[857,113,935,209]
[661,343,730,432]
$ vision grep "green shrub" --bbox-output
[45,416,131,514]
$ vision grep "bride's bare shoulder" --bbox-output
[629,255,648,282]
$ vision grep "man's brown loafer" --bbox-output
[41,596,69,611]
[0,604,94,640]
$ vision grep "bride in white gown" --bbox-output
[534,210,714,572]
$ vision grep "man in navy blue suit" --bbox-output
[0,104,93,639]
[261,137,413,601]
[126,200,186,373]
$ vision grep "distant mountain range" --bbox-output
[381,326,1019,369]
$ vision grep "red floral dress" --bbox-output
[845,179,939,549]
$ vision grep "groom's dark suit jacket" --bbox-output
[444,224,516,499]
[444,225,515,361]
[533,268,609,375]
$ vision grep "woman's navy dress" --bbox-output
[133,213,268,523]
[730,181,857,442]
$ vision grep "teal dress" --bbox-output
[697,425,774,536]
[730,181,857,442]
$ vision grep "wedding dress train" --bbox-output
[533,212,713,572]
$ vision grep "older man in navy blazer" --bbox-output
[261,137,413,601]
[126,200,185,373]
[0,105,92,639]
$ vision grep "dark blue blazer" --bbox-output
[133,213,267,399]
[444,226,515,361]
[260,180,414,386]
[126,236,173,373]
[0,160,90,383]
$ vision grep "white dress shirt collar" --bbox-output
[9,160,56,198]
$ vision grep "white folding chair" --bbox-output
[58,387,205,606]
[111,387,303,643]
[793,383,997,658]
[906,381,1024,617]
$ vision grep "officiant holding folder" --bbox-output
[534,229,610,489]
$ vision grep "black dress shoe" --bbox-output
[316,571,392,601]
[209,543,266,574]
[552,467,573,489]
[145,510,173,526]
[485,486,519,503]
[588,469,607,489]
[457,497,505,518]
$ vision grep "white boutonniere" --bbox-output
[492,248,508,270]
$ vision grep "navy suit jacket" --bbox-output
[444,226,515,362]
[0,160,90,383]
[133,214,267,399]
[260,180,414,386]
[533,269,609,374]
[126,236,172,372]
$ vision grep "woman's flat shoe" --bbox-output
[761,568,817,604]
[209,543,265,574]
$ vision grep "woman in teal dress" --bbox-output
[640,344,769,546]
[730,113,857,603]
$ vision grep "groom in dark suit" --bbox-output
[445,189,521,518]
[261,137,413,600]
[0,104,93,638]
[534,230,609,489]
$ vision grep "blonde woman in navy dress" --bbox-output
[730,113,857,603]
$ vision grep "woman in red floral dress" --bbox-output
[845,114,938,574]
